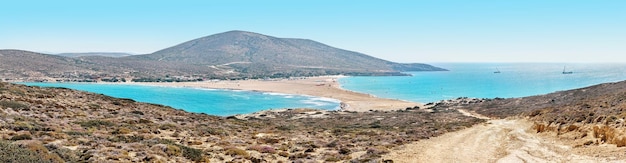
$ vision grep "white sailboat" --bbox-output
[562,66,573,74]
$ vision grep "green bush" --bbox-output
[11,121,41,131]
[0,100,29,110]
[10,134,32,140]
[0,141,53,163]
[180,144,204,161]
[150,138,205,161]
[76,120,114,128]
[159,123,177,130]
[197,126,226,136]
[108,135,145,143]
[88,103,101,109]
[248,145,276,154]
[46,144,82,162]
[65,131,92,136]
[130,110,144,115]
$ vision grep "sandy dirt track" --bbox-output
[383,110,625,163]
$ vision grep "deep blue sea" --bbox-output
[340,63,626,103]
[20,83,340,116]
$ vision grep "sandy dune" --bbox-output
[383,111,626,163]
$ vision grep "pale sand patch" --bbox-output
[130,76,420,112]
[458,109,491,120]
[382,115,626,162]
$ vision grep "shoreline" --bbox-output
[16,76,422,112]
[125,76,421,112]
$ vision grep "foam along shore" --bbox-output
[132,76,421,112]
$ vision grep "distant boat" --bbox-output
[494,68,501,73]
[562,66,573,74]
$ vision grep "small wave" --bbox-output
[300,99,329,106]
[300,97,341,107]
[263,92,292,96]
[262,92,303,99]
[229,94,251,100]
[308,97,342,103]
[192,87,218,91]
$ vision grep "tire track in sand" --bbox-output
[382,109,624,163]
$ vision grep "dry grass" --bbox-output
[533,123,547,133]
[0,82,485,162]
[225,147,250,158]
[442,81,626,149]
[567,124,580,132]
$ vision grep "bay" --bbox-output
[21,83,340,116]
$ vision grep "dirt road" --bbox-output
[382,110,624,163]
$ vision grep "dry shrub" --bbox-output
[338,148,351,155]
[111,127,132,135]
[149,144,168,156]
[528,110,543,117]
[0,141,53,162]
[366,146,389,155]
[533,123,547,133]
[0,101,29,110]
[593,125,618,144]
[76,120,114,128]
[615,137,626,147]
[248,145,276,154]
[325,156,341,162]
[187,141,202,145]
[225,147,249,158]
[18,140,64,162]
[165,144,182,156]
[567,125,579,132]
[258,137,280,144]
[158,123,177,130]
[10,134,32,141]
[278,151,289,157]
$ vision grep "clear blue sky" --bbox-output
[1,0,625,62]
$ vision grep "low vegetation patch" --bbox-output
[0,141,53,163]
[0,82,484,162]
[0,100,29,110]
[76,120,114,128]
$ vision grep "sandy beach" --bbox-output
[133,76,420,112]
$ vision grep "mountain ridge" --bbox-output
[55,52,134,58]
[138,30,444,72]
[1,30,446,81]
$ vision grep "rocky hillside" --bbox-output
[435,80,626,150]
[0,50,100,79]
[0,82,482,162]
[453,80,626,118]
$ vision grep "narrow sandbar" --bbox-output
[133,76,420,112]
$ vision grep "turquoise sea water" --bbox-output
[20,83,340,116]
[340,63,626,103]
[20,63,626,116]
